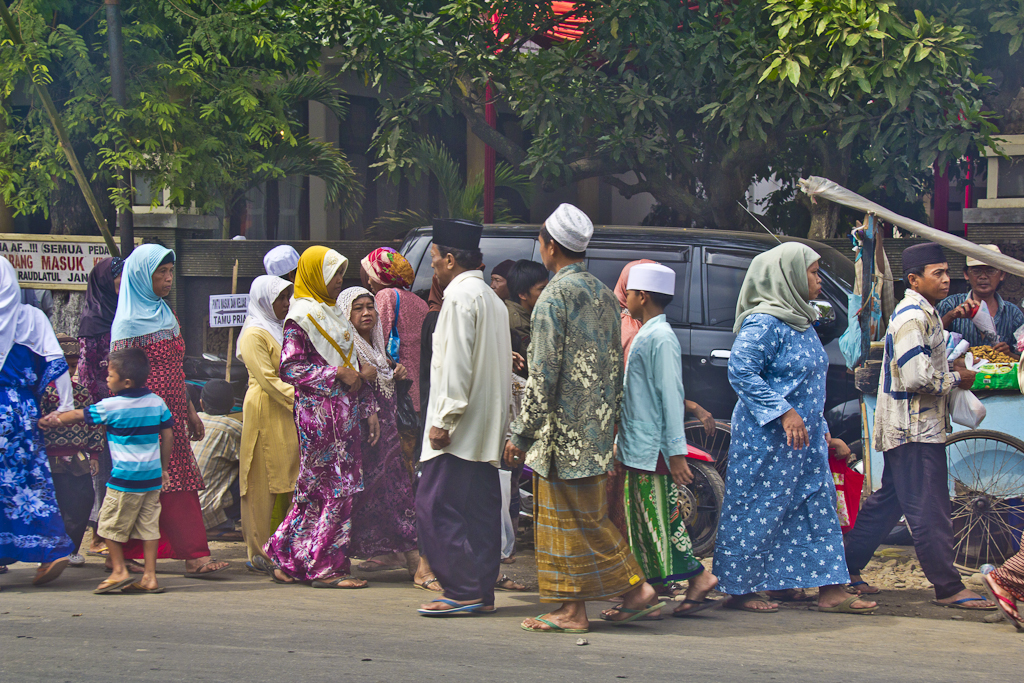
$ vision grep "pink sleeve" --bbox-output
[376,289,397,339]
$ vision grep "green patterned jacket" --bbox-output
[510,262,623,479]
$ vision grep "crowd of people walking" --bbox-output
[2,203,1022,632]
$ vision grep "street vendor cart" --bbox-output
[803,177,1024,571]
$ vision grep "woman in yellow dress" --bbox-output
[236,275,300,567]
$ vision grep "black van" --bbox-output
[401,225,861,445]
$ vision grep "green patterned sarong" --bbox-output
[624,470,703,585]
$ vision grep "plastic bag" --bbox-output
[950,388,986,428]
[971,302,999,343]
[395,379,419,434]
[1015,323,1024,354]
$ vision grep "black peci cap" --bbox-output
[433,218,483,251]
[901,243,947,273]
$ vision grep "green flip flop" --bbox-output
[600,601,668,625]
[818,594,877,614]
[521,616,589,634]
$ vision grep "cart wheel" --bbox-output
[945,429,1024,571]
[674,460,725,558]
[684,420,731,479]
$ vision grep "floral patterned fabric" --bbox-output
[350,378,417,558]
[78,333,112,402]
[510,262,623,480]
[40,380,104,472]
[112,328,204,492]
[0,344,74,563]
[624,469,703,585]
[713,314,848,594]
[264,320,377,580]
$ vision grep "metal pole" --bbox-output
[483,83,496,224]
[105,0,134,256]
[0,0,119,256]
[224,259,239,382]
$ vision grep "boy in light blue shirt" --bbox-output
[614,262,719,618]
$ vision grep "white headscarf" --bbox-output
[264,245,300,278]
[0,258,72,409]
[338,286,395,399]
[235,275,293,360]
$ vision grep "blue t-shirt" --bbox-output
[85,388,173,493]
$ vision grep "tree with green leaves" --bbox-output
[0,0,361,235]
[313,0,999,237]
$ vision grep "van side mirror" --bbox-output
[811,299,838,343]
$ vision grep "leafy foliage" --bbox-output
[0,0,361,230]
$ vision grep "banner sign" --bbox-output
[209,294,249,328]
[0,233,123,290]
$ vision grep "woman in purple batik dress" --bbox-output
[262,247,380,589]
[339,287,420,581]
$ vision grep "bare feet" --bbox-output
[185,556,228,575]
[106,559,144,574]
[273,569,296,584]
[724,593,778,612]
[603,581,659,622]
[495,573,527,591]
[521,602,590,632]
[674,571,719,616]
[358,553,404,572]
[933,588,995,610]
[413,555,442,591]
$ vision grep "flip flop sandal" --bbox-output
[105,560,145,575]
[930,597,996,611]
[602,601,668,625]
[184,559,228,579]
[94,576,136,594]
[495,574,528,592]
[723,596,779,613]
[417,598,484,616]
[87,549,110,558]
[415,577,443,592]
[818,594,877,614]
[672,598,722,618]
[846,581,882,595]
[601,605,663,622]
[312,576,368,589]
[521,616,589,634]
[33,558,69,586]
[356,558,404,573]
[121,582,166,594]
[981,574,1024,632]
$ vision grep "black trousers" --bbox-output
[843,441,965,599]
[51,472,95,553]
[416,454,501,605]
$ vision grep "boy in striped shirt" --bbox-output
[43,347,172,595]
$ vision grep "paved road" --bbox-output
[1,558,1019,683]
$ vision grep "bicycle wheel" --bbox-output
[683,420,731,479]
[945,429,1024,571]
[675,460,725,558]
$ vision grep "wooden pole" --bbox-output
[0,0,119,257]
[225,259,239,382]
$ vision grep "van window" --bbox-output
[587,258,688,324]
[704,251,753,328]
[408,236,538,296]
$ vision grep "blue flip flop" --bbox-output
[417,598,484,616]
[931,597,996,611]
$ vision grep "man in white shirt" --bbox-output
[416,219,512,616]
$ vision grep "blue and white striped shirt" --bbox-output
[873,290,960,452]
[85,388,173,493]
[936,292,1024,347]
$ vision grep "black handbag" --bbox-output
[395,379,419,434]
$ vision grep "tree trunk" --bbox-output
[48,173,112,235]
[805,137,851,240]
[265,179,279,240]
[0,107,11,232]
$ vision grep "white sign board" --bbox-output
[209,294,249,328]
[0,233,123,290]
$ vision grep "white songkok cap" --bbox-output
[544,203,593,253]
[965,244,1002,268]
[627,263,676,295]
[263,245,300,277]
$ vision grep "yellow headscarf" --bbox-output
[294,246,348,306]
[286,246,358,370]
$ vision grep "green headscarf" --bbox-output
[734,242,820,333]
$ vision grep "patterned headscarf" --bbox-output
[338,286,395,398]
[286,247,359,371]
[361,247,414,290]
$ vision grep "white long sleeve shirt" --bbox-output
[421,270,512,467]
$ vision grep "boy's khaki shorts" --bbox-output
[97,489,161,543]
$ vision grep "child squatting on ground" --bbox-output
[40,347,174,595]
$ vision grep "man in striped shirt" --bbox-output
[44,347,172,595]
[844,244,994,611]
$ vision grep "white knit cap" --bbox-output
[965,244,1001,268]
[263,245,300,277]
[627,263,676,295]
[544,203,593,253]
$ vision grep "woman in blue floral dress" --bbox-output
[0,259,74,586]
[713,243,876,615]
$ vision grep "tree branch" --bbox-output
[453,96,528,165]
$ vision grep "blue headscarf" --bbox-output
[110,244,180,344]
